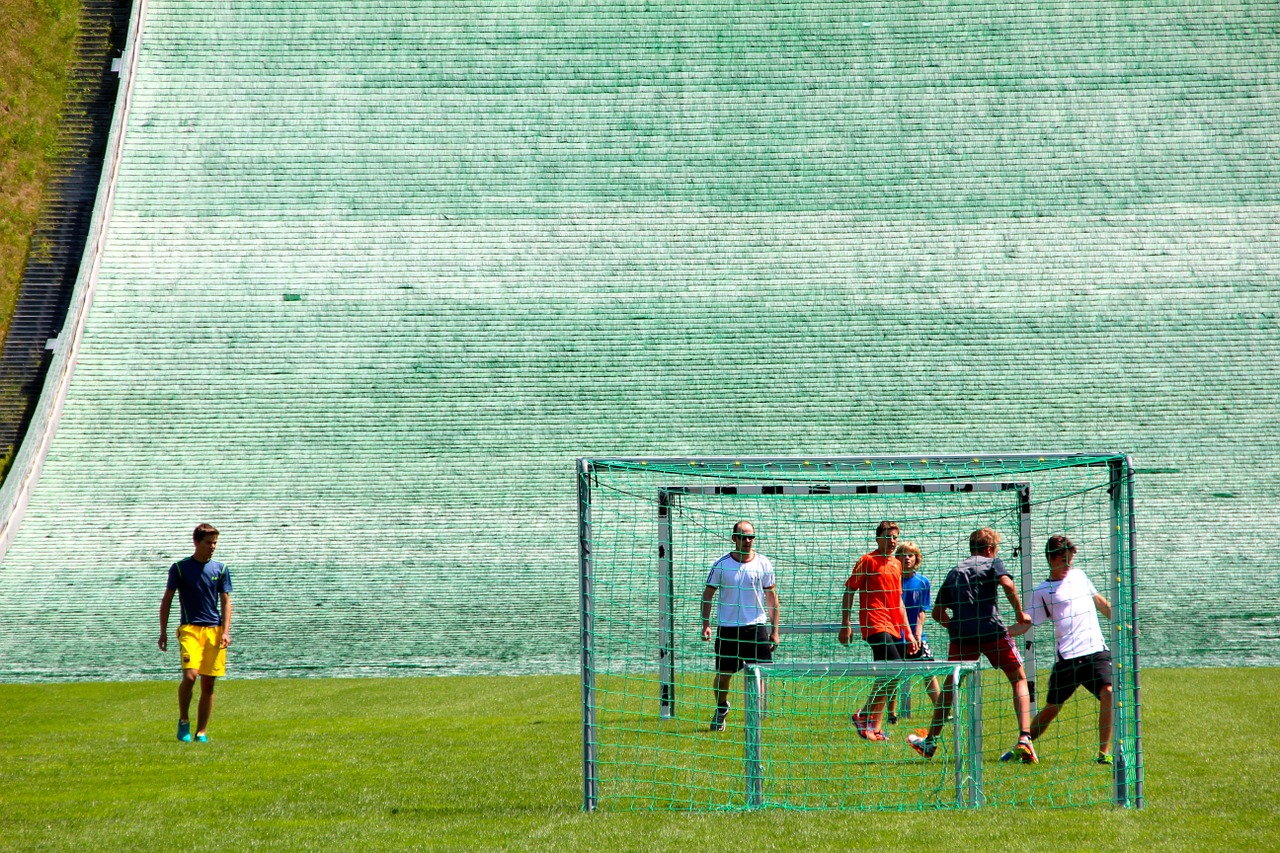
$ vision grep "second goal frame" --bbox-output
[744,661,984,809]
[657,480,1037,719]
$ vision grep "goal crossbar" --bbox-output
[585,452,1125,470]
[661,482,1027,496]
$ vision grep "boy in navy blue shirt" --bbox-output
[908,528,1033,762]
[159,524,233,742]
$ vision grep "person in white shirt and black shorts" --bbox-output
[701,520,781,732]
[1009,534,1115,765]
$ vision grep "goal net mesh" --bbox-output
[578,455,1141,811]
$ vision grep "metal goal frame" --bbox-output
[577,453,1143,812]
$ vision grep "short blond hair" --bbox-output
[896,541,922,568]
[969,527,1002,554]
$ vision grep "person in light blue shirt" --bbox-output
[885,542,942,723]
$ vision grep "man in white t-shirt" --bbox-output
[1009,534,1115,765]
[701,520,781,732]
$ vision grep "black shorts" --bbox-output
[715,624,774,673]
[866,632,905,662]
[902,638,934,661]
[1046,650,1113,706]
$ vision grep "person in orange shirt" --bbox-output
[839,520,918,741]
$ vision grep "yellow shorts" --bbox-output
[178,625,227,677]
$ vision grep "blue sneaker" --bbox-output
[177,720,192,742]
[194,733,208,743]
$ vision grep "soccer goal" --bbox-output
[741,661,985,810]
[577,454,1142,812]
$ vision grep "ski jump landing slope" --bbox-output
[0,1,1277,679]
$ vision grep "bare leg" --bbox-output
[863,679,898,729]
[713,672,733,708]
[178,669,198,721]
[1029,702,1062,741]
[1098,685,1114,755]
[926,677,956,740]
[196,675,216,734]
[1007,667,1031,735]
[926,676,943,706]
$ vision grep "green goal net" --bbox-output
[577,454,1142,811]
[741,661,984,810]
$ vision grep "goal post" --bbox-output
[1109,456,1143,807]
[578,453,1142,812]
[577,459,598,812]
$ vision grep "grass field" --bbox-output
[591,665,1095,811]
[1,668,1277,851]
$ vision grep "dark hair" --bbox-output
[193,523,219,543]
[1045,534,1077,559]
[875,520,899,537]
[969,527,1002,554]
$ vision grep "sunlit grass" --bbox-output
[1,668,1277,851]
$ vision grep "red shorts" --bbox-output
[948,634,1024,676]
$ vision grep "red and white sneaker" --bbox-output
[907,733,937,759]
[852,712,887,741]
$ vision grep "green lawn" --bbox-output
[1,668,1276,851]
[590,665,1132,812]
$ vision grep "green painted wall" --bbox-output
[1,0,1276,679]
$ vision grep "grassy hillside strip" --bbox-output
[0,0,80,341]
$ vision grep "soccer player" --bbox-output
[701,520,780,732]
[907,527,1035,762]
[838,521,918,741]
[885,541,943,725]
[158,523,233,743]
[1007,534,1115,765]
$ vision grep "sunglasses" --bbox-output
[733,533,756,540]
